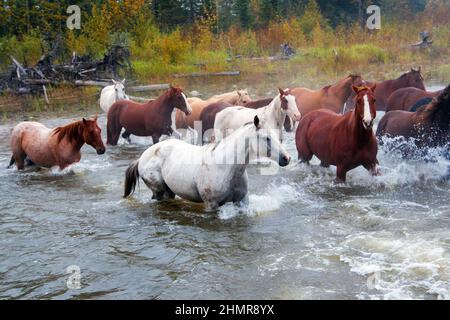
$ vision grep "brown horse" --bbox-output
[377,84,450,150]
[386,87,443,112]
[107,86,192,145]
[175,90,251,129]
[198,97,293,140]
[291,74,364,116]
[296,85,379,182]
[347,68,425,112]
[9,117,105,170]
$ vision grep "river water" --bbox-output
[0,83,449,300]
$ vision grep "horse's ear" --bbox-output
[82,118,87,125]
[94,114,98,121]
[122,78,126,84]
[254,115,260,130]
[237,91,242,97]
[352,85,360,93]
[112,79,117,85]
[278,88,285,96]
[370,84,377,92]
[418,66,422,73]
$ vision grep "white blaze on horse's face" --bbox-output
[283,94,301,121]
[182,92,192,115]
[362,94,374,129]
[114,83,126,100]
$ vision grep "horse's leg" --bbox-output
[364,161,380,176]
[11,143,26,170]
[151,134,160,145]
[122,131,132,143]
[335,165,347,183]
[204,201,219,213]
[320,162,330,168]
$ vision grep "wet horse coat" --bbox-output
[296,85,379,182]
[107,87,192,145]
[9,117,105,170]
[386,87,443,112]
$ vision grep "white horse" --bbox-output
[213,88,301,142]
[100,79,129,113]
[124,116,291,212]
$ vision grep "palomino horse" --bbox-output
[296,85,379,182]
[386,87,443,112]
[291,74,364,116]
[199,97,294,142]
[9,117,105,170]
[347,68,425,111]
[377,84,450,150]
[107,86,192,145]
[124,115,291,212]
[175,90,251,129]
[214,89,301,142]
[100,79,129,113]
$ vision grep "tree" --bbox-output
[234,0,252,29]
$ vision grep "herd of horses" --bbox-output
[7,68,450,211]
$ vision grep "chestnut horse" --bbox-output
[175,90,251,129]
[386,87,443,112]
[347,68,425,112]
[107,86,192,145]
[199,97,293,140]
[9,117,105,170]
[377,84,450,150]
[296,85,379,182]
[291,74,364,116]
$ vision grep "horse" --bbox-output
[213,89,301,142]
[347,68,425,112]
[100,79,129,113]
[123,115,291,212]
[386,87,443,112]
[296,85,379,183]
[198,97,294,142]
[9,117,105,170]
[292,74,364,116]
[106,86,192,146]
[376,84,450,150]
[175,90,251,129]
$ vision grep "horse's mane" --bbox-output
[415,84,450,130]
[322,85,332,93]
[53,121,83,143]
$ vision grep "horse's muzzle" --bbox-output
[279,154,291,167]
[363,120,374,130]
[97,147,106,155]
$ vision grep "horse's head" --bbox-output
[347,74,364,87]
[250,116,291,167]
[278,88,301,121]
[237,90,251,105]
[82,116,105,155]
[352,84,377,130]
[407,67,426,90]
[168,86,192,116]
[112,79,127,100]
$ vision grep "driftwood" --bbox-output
[173,71,240,78]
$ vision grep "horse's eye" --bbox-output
[267,137,271,142]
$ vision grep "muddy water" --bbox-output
[0,82,449,300]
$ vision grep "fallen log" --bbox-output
[173,71,240,78]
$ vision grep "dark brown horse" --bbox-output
[386,87,443,112]
[296,85,379,182]
[377,84,450,150]
[107,86,192,145]
[347,68,425,112]
[9,117,105,170]
[292,74,364,116]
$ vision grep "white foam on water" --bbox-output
[338,232,450,300]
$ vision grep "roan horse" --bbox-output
[175,90,251,129]
[291,74,364,116]
[214,89,301,142]
[107,86,192,145]
[385,87,443,112]
[377,84,450,150]
[124,115,291,212]
[9,117,105,170]
[347,68,425,111]
[100,79,129,113]
[296,85,379,182]
[199,97,294,143]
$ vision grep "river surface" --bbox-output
[0,83,449,300]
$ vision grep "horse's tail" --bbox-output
[7,156,15,169]
[107,103,124,145]
[124,160,140,198]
